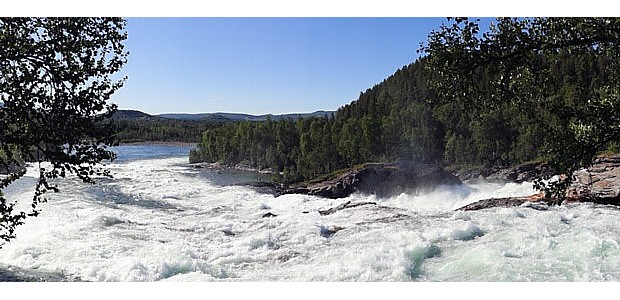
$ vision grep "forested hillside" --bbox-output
[114,115,220,143]
[190,18,620,185]
[112,110,333,144]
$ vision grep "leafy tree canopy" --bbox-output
[420,17,620,202]
[0,17,127,246]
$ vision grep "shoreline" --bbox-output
[118,141,197,147]
[189,161,274,175]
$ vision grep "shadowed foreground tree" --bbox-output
[420,17,620,203]
[0,18,127,247]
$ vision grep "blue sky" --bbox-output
[112,17,453,115]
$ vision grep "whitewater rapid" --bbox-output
[2,152,620,281]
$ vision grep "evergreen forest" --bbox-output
[190,18,620,186]
[114,116,221,144]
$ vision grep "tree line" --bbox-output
[422,17,620,201]
[114,117,221,144]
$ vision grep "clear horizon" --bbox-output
[112,17,457,115]
[4,3,604,116]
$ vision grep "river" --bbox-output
[1,145,620,282]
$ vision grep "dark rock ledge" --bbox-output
[318,200,377,215]
[457,194,552,211]
[282,160,461,199]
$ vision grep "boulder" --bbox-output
[284,160,461,199]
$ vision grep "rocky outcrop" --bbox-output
[284,160,461,199]
[457,154,620,211]
[568,154,620,205]
[456,193,552,211]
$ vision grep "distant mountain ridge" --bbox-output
[114,109,334,122]
[159,111,333,122]
[112,109,154,120]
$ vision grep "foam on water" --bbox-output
[2,153,620,281]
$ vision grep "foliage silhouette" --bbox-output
[0,18,127,246]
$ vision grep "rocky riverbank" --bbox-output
[568,154,620,204]
[194,153,620,210]
[456,154,620,210]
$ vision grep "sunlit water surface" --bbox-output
[2,145,620,281]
